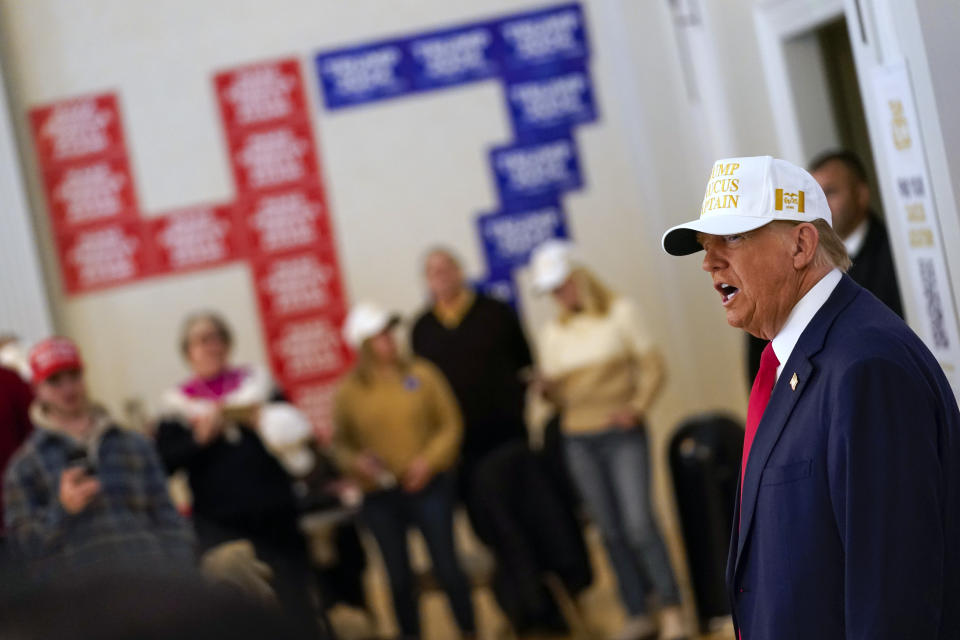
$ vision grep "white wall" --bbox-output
[691,0,782,159]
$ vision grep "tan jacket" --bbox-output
[538,297,660,433]
[333,358,463,489]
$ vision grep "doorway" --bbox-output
[754,0,886,216]
[817,16,882,210]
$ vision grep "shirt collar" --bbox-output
[771,269,843,380]
[30,404,116,448]
[433,289,475,329]
[843,218,870,258]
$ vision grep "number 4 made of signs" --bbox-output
[28,58,352,437]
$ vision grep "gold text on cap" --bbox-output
[700,162,742,217]
[775,189,805,213]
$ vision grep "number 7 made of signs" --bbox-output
[27,58,351,439]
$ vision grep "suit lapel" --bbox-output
[732,274,862,576]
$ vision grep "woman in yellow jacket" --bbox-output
[333,302,476,640]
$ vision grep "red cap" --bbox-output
[29,337,83,384]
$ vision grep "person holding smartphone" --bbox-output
[2,337,194,578]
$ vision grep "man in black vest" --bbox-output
[411,248,533,515]
[747,150,903,381]
[412,249,593,634]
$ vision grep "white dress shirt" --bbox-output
[843,218,870,258]
[771,269,843,381]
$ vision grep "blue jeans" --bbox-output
[361,472,476,637]
[564,427,680,616]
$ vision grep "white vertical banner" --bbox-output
[871,59,960,390]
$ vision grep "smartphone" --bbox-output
[65,449,98,476]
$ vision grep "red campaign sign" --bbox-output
[288,376,343,443]
[265,313,351,383]
[57,220,153,293]
[30,94,126,167]
[252,251,346,320]
[227,121,319,193]
[150,204,244,274]
[30,67,354,449]
[240,184,332,256]
[43,155,138,230]
[215,59,309,133]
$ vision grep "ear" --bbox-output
[791,223,820,270]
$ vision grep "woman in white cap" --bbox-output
[333,302,475,640]
[529,240,688,640]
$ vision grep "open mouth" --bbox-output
[715,282,740,306]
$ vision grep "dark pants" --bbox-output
[472,441,592,632]
[315,523,367,610]
[361,473,475,638]
[457,424,528,545]
[565,427,681,616]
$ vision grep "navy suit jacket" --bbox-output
[727,274,960,639]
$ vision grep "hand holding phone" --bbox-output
[65,449,98,476]
[59,463,101,515]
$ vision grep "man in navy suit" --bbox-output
[662,155,960,639]
[746,149,904,383]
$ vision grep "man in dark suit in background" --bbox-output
[746,149,903,381]
[663,155,960,639]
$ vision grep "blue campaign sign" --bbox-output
[504,60,597,140]
[406,23,501,91]
[477,199,568,274]
[496,3,589,72]
[313,3,590,109]
[315,41,412,109]
[490,134,582,203]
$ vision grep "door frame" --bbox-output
[752,0,846,164]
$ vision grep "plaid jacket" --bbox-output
[3,416,195,576]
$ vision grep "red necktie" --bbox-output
[740,342,779,527]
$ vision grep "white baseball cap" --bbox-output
[661,155,832,256]
[530,239,576,294]
[342,302,400,348]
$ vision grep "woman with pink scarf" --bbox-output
[155,311,321,637]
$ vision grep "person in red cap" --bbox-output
[2,337,195,577]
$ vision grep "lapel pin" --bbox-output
[790,372,799,391]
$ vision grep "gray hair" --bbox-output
[810,218,852,272]
[421,246,463,272]
[179,311,233,357]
